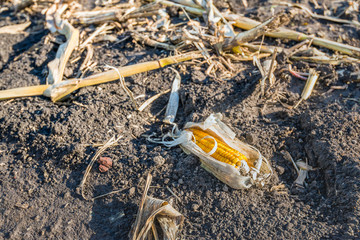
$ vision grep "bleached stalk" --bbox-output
[164,68,181,124]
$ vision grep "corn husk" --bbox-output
[130,174,184,240]
[151,113,272,189]
[46,3,79,84]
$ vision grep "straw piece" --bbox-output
[131,32,176,51]
[158,0,205,15]
[0,21,31,34]
[0,85,49,101]
[267,47,278,86]
[281,150,299,175]
[138,89,171,112]
[106,65,139,110]
[290,55,360,65]
[130,174,152,240]
[293,69,319,109]
[72,3,134,24]
[79,23,113,49]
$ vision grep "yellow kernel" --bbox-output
[188,128,253,168]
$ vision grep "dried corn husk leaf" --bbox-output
[130,174,184,240]
[150,113,273,189]
[46,3,79,84]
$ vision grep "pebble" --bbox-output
[244,133,256,144]
[153,156,165,166]
[129,187,135,196]
[276,165,285,175]
[192,203,200,211]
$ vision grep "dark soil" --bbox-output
[1,1,360,239]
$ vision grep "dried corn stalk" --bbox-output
[150,113,273,189]
[130,174,184,240]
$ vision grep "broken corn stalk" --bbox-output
[150,113,272,189]
[45,52,201,102]
[0,52,202,102]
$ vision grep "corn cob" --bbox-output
[188,128,253,168]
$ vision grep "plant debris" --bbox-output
[129,174,184,240]
[149,113,273,189]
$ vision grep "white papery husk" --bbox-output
[158,113,272,189]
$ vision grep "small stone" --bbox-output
[98,157,112,172]
[178,179,184,184]
[192,203,200,211]
[276,165,285,175]
[15,202,29,209]
[43,171,49,180]
[63,191,71,200]
[234,228,241,237]
[129,187,135,196]
[244,133,256,144]
[222,185,229,192]
[153,156,165,166]
[64,67,73,78]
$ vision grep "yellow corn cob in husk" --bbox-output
[150,113,272,189]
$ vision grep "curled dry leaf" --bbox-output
[293,159,316,187]
[130,174,184,240]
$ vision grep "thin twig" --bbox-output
[92,187,128,200]
[138,89,171,112]
[131,173,153,240]
[166,186,182,202]
[281,150,299,175]
[105,65,139,110]
[267,47,278,85]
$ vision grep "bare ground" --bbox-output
[0,0,360,239]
